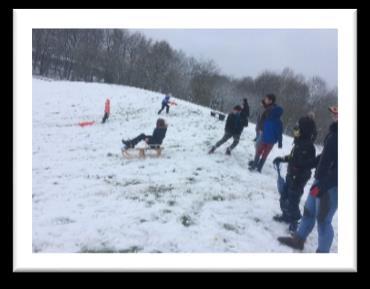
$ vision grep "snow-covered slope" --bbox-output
[32,77,337,253]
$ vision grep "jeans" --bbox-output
[296,185,338,253]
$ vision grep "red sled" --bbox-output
[78,121,95,127]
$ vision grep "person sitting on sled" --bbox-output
[272,115,317,233]
[122,118,168,150]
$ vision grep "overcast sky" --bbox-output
[132,29,337,89]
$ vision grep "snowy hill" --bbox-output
[32,77,337,253]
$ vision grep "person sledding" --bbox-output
[272,115,317,233]
[102,98,110,123]
[122,118,168,151]
[208,99,249,155]
[277,106,338,253]
[158,94,176,115]
[249,96,283,173]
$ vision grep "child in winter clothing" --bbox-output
[249,103,283,172]
[272,115,317,233]
[208,100,249,155]
[122,118,168,150]
[158,95,171,115]
[102,98,110,123]
[278,106,338,253]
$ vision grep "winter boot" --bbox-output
[208,146,216,154]
[256,158,266,173]
[273,214,290,224]
[249,155,260,170]
[225,147,231,155]
[277,234,304,250]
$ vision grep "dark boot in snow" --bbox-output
[277,234,304,251]
[249,155,260,170]
[273,214,290,224]
[225,147,231,155]
[256,158,266,173]
[208,146,216,154]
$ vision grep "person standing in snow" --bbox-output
[249,97,283,173]
[277,106,338,253]
[208,100,249,155]
[122,118,168,150]
[158,95,171,115]
[102,98,110,123]
[272,115,317,233]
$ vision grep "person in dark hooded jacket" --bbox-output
[249,104,283,172]
[122,118,168,150]
[272,115,317,232]
[209,102,248,155]
[277,106,338,253]
[158,95,171,115]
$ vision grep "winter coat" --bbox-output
[240,102,250,128]
[314,122,338,191]
[261,105,283,146]
[162,96,170,106]
[225,112,243,135]
[281,138,316,190]
[256,104,274,133]
[104,99,110,114]
[148,127,167,145]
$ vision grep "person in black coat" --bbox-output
[122,118,168,150]
[272,115,317,232]
[277,106,338,253]
[208,101,248,155]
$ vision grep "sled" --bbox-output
[210,111,225,121]
[78,121,95,127]
[121,146,164,159]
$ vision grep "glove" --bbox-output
[309,180,329,198]
[309,183,320,197]
[273,157,283,166]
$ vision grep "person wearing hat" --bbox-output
[208,103,247,155]
[272,115,317,233]
[277,106,338,253]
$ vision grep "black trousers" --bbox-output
[129,134,159,149]
[158,104,169,114]
[214,132,240,150]
[102,112,109,123]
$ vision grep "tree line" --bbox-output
[32,29,337,144]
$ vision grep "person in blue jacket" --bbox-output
[122,118,168,150]
[277,106,338,253]
[249,104,284,172]
[158,95,171,115]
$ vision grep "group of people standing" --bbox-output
[208,93,338,253]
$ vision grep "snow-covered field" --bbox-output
[32,77,337,253]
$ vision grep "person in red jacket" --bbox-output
[102,98,110,123]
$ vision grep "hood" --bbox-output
[268,105,283,119]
